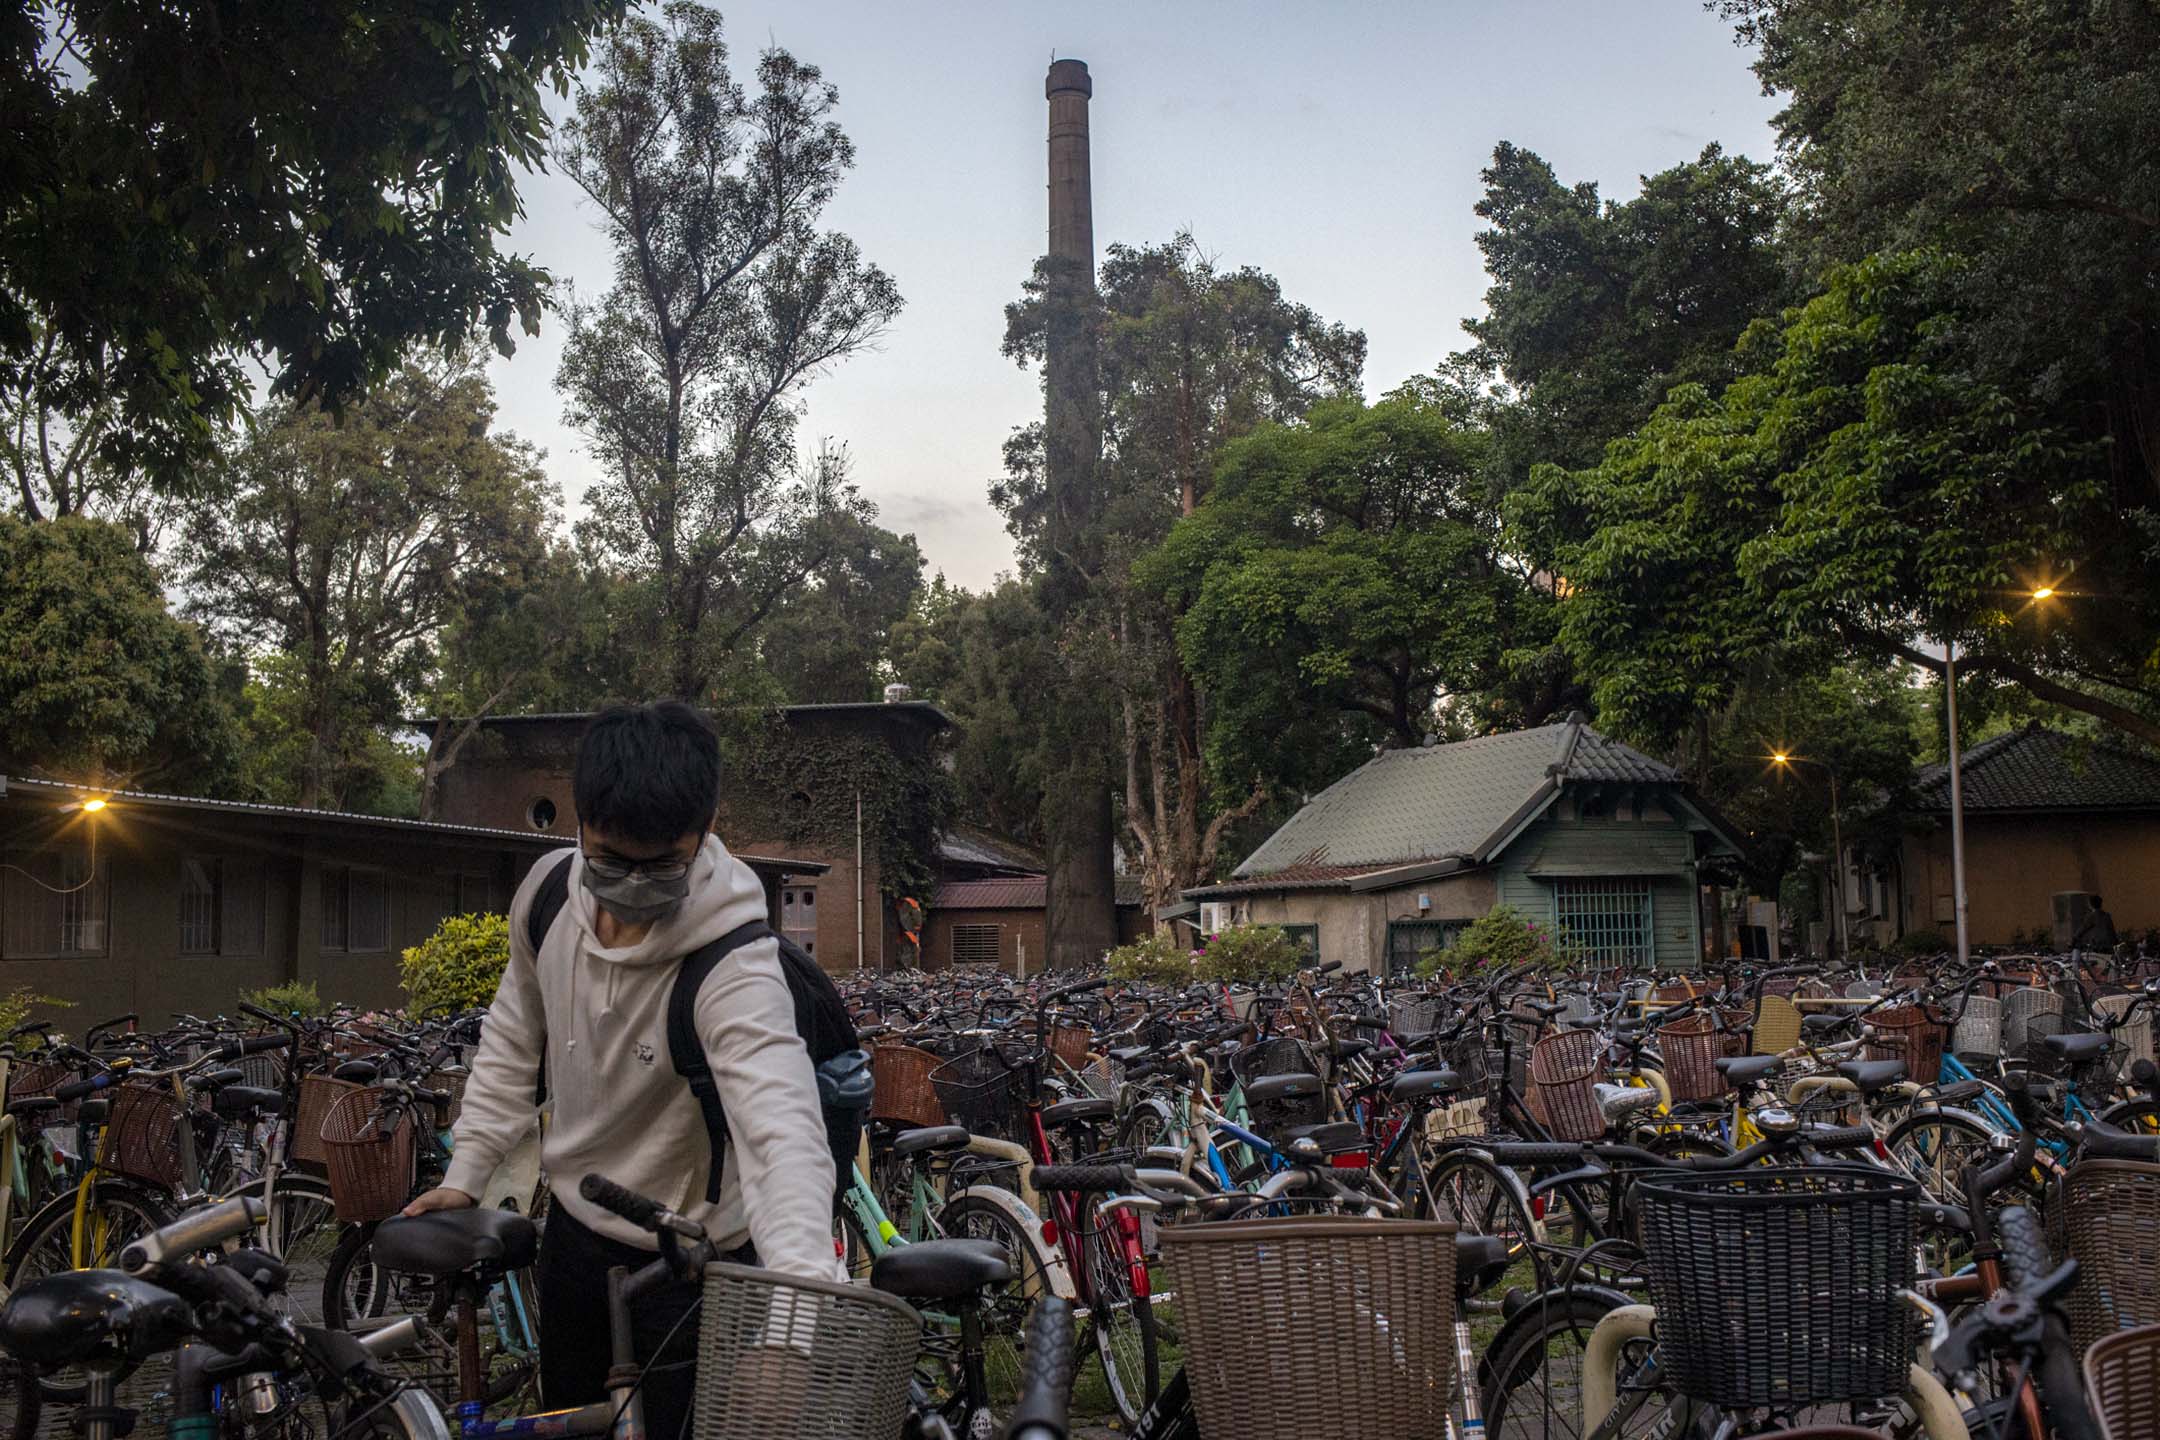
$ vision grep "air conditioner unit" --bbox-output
[1199,901,1235,935]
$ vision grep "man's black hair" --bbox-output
[573,702,720,844]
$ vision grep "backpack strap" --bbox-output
[526,851,575,955]
[665,920,774,1204]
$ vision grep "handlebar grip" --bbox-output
[121,1196,267,1271]
[1003,1297,1076,1440]
[1028,1164,1133,1195]
[1316,960,1343,976]
[579,1173,666,1230]
[237,1002,294,1028]
[1800,1124,1876,1151]
[88,1013,139,1036]
[213,1033,293,1061]
[53,1072,116,1103]
[1048,978,1109,1002]
[1482,1142,1585,1168]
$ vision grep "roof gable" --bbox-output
[1231,720,1684,879]
[1914,724,2160,813]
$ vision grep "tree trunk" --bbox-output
[1046,784,1119,969]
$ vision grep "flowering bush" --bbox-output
[400,913,511,1014]
[240,980,326,1017]
[1195,924,1304,985]
[1418,904,1562,976]
[1106,932,1195,985]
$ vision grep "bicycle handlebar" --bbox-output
[120,1196,265,1271]
[212,1033,292,1061]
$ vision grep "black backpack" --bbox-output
[525,852,869,1201]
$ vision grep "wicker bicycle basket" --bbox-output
[870,1043,948,1130]
[1658,1015,1733,1103]
[1158,1217,1457,1440]
[6,1058,79,1138]
[320,1087,416,1224]
[1636,1165,1918,1410]
[96,1083,188,1188]
[1528,1028,1605,1142]
[928,1049,1024,1140]
[692,1260,920,1440]
[1045,1023,1094,1072]
[2049,1160,2160,1353]
[292,1074,364,1171]
[1387,993,1441,1037]
[1863,1005,1948,1085]
[2082,1322,2160,1440]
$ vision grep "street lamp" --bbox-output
[1771,752,1846,961]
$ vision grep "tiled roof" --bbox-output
[1,775,562,846]
[930,874,1146,910]
[1913,724,2160,813]
[1232,720,1679,879]
[1185,864,1383,898]
[937,826,1046,872]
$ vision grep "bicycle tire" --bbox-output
[1996,1207,2104,1440]
[1078,1194,1159,1425]
[1881,1109,1996,1208]
[232,1172,342,1321]
[2096,1097,2160,1135]
[322,1222,536,1408]
[935,1193,1054,1428]
[3,1181,174,1413]
[1480,1288,1702,1440]
[1423,1148,1540,1279]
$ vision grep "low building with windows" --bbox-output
[920,872,1147,974]
[0,776,824,1022]
[1178,716,1749,973]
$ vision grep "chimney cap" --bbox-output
[1046,58,1092,99]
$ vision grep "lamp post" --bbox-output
[1771,752,1847,961]
[1943,641,1970,966]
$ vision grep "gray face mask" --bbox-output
[581,862,690,927]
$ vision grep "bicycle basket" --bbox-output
[1863,1005,1948,1084]
[320,1087,416,1224]
[2003,986,2064,1058]
[2083,1322,2160,1440]
[870,1043,948,1130]
[1229,1035,1316,1085]
[1159,1217,1456,1440]
[6,1058,79,1137]
[1658,1015,1732,1103]
[2024,1011,2096,1081]
[96,1083,187,1189]
[1527,1028,1605,1142]
[292,1074,363,1171]
[2049,1160,2160,1353]
[692,1260,919,1440]
[2093,993,2155,1079]
[1046,1022,1094,1071]
[1636,1166,1917,1409]
[1388,993,1441,1037]
[928,1049,1023,1140]
[1952,994,2003,1063]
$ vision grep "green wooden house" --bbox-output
[1179,715,1748,973]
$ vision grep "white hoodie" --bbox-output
[445,837,840,1280]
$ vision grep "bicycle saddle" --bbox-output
[211,1085,285,1119]
[370,1207,537,1278]
[1039,1097,1114,1129]
[6,1096,59,1118]
[892,1124,970,1156]
[1243,1073,1321,1106]
[1455,1235,1513,1298]
[870,1238,1012,1302]
[1715,1055,1782,1087]
[1802,1013,1851,1034]
[2042,1031,2112,1065]
[0,1270,193,1370]
[1834,1058,1908,1094]
[1390,1069,1460,1101]
[1280,1121,1367,1154]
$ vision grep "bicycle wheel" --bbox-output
[1881,1109,1997,1208]
[323,1222,537,1407]
[1423,1149,1540,1279]
[3,1181,175,1416]
[935,1194,1053,1426]
[2098,1097,2160,1135]
[1481,1289,1702,1440]
[834,1207,874,1282]
[236,1173,342,1322]
[1079,1196,1159,1424]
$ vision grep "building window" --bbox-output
[322,867,389,952]
[527,797,558,831]
[1,846,108,958]
[180,857,270,956]
[180,858,219,954]
[1276,923,1320,967]
[952,923,1001,967]
[1554,877,1655,968]
[1386,918,1464,974]
[781,885,817,957]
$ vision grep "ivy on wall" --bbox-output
[718,712,956,905]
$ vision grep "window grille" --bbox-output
[180,858,219,954]
[3,848,108,958]
[222,861,265,955]
[349,871,388,952]
[1386,919,1464,974]
[1554,878,1655,968]
[1277,923,1320,966]
[952,923,1001,967]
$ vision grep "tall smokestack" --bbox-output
[1039,57,1118,971]
[1046,59,1094,273]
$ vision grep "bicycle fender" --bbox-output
[1582,1303,1656,1433]
[1473,1282,1638,1397]
[942,1184,1079,1299]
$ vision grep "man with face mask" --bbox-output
[403,701,838,1436]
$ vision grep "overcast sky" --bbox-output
[484,1,1785,591]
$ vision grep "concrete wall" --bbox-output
[1898,812,2160,945]
[921,908,1048,976]
[1225,871,1498,975]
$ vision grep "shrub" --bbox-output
[1106,932,1195,985]
[0,986,69,1042]
[400,913,512,1015]
[1891,927,1947,956]
[240,980,326,1018]
[1418,905,1561,977]
[1195,924,1303,986]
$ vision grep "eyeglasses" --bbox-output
[582,854,692,883]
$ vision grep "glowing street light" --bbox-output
[79,796,108,813]
[2031,586,2055,600]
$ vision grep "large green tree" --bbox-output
[0,514,242,791]
[181,358,555,808]
[1541,251,2158,750]
[758,514,924,704]
[1143,392,1555,803]
[996,235,1365,913]
[1,1,626,488]
[554,3,902,701]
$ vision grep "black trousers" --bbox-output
[538,1203,754,1440]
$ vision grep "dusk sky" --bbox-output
[485,1,1785,591]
